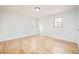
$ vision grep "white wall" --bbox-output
[39,10,77,43]
[0,11,39,41]
[76,6,79,47]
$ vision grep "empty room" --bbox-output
[0,5,79,54]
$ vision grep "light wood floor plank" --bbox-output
[0,35,78,54]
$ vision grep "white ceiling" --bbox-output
[0,5,75,18]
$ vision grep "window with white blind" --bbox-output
[32,20,37,28]
[54,17,63,28]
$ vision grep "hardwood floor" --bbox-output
[0,35,78,54]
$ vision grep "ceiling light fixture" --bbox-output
[34,7,40,11]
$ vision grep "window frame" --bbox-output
[54,16,63,28]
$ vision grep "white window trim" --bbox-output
[54,16,63,28]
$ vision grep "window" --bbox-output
[32,20,37,28]
[32,18,37,28]
[54,17,63,28]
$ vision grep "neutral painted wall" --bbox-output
[39,10,77,43]
[76,7,79,47]
[0,11,39,40]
